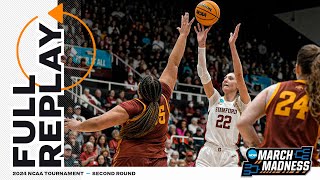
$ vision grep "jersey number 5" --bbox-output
[158,105,166,124]
[216,115,232,129]
[274,91,308,120]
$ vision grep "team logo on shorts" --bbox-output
[241,147,312,176]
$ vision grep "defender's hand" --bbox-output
[64,118,81,131]
[177,12,195,37]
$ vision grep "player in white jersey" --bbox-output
[194,23,251,167]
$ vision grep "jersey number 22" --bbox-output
[215,115,232,129]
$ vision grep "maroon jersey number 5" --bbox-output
[158,105,165,124]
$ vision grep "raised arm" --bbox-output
[194,23,215,98]
[228,23,250,104]
[159,12,195,91]
[65,105,129,132]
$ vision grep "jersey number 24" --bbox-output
[274,91,308,120]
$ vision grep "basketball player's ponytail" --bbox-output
[306,54,320,122]
[120,75,162,139]
[297,44,320,123]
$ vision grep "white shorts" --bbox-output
[196,142,240,167]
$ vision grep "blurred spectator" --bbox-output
[168,158,177,167]
[193,109,202,119]
[167,124,178,148]
[193,127,205,152]
[64,144,77,167]
[82,9,93,28]
[74,130,84,145]
[171,151,179,162]
[151,68,160,79]
[64,106,74,118]
[64,126,70,136]
[177,159,187,167]
[133,55,142,70]
[86,135,98,155]
[180,130,192,145]
[185,102,195,122]
[253,84,262,92]
[80,58,89,69]
[198,116,207,132]
[142,32,151,47]
[152,35,164,51]
[173,107,184,121]
[109,129,121,157]
[93,131,102,140]
[111,7,125,18]
[61,55,67,64]
[116,98,123,105]
[185,151,195,167]
[117,90,127,102]
[188,117,200,134]
[165,139,174,159]
[97,155,107,167]
[257,132,264,142]
[141,69,151,78]
[80,88,101,116]
[176,119,188,136]
[105,90,117,109]
[239,141,248,161]
[93,23,101,38]
[100,148,112,166]
[66,57,74,67]
[80,142,98,167]
[277,69,283,81]
[124,72,138,98]
[107,20,120,35]
[96,134,110,155]
[178,133,195,158]
[94,89,106,108]
[65,131,81,159]
[168,111,178,125]
[72,105,86,122]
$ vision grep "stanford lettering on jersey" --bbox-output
[215,107,237,114]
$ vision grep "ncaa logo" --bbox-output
[247,149,257,160]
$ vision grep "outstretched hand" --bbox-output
[64,118,81,131]
[177,12,195,37]
[194,23,212,48]
[229,23,241,46]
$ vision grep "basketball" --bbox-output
[195,0,220,26]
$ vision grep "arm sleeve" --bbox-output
[208,88,221,109]
[161,81,172,100]
[197,47,211,85]
[92,96,101,105]
[119,99,144,119]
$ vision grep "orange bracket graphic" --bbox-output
[16,3,96,91]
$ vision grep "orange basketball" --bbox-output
[195,0,220,26]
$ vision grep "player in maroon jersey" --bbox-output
[65,12,195,166]
[237,44,320,166]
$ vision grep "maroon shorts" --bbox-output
[112,157,167,167]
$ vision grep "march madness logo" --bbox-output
[241,147,312,176]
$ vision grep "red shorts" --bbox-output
[112,157,167,167]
